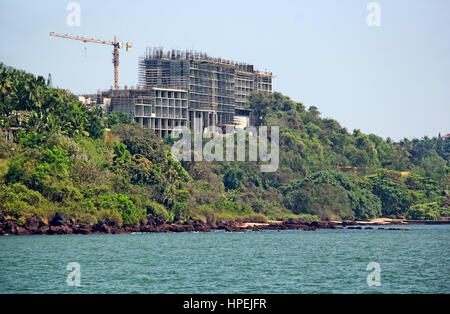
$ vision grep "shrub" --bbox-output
[97,209,123,226]
[171,201,189,220]
[242,214,268,223]
[5,159,25,183]
[107,112,131,128]
[146,201,172,222]
[0,183,45,218]
[97,194,145,226]
[223,168,242,190]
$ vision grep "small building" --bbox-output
[1,126,24,142]
[98,87,189,138]
[340,166,358,174]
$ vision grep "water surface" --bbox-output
[0,225,449,293]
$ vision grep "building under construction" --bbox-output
[86,48,272,137]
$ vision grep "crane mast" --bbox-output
[49,32,132,89]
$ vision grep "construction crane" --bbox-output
[49,32,132,89]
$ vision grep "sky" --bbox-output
[0,0,448,141]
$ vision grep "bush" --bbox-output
[76,213,98,225]
[107,112,131,128]
[241,214,268,223]
[97,210,123,226]
[97,194,145,226]
[42,145,70,170]
[171,201,189,220]
[223,168,242,190]
[146,201,172,222]
[370,177,413,216]
[406,202,443,220]
[0,183,45,218]
[5,159,25,183]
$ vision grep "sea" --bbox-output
[0,225,449,294]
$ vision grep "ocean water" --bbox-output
[0,225,449,294]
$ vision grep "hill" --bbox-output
[0,63,448,226]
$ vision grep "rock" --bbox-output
[341,220,359,226]
[50,212,70,226]
[24,216,47,233]
[146,214,166,227]
[155,223,172,232]
[192,220,209,232]
[36,226,49,234]
[281,219,316,231]
[49,225,73,235]
[2,220,18,234]
[310,221,338,229]
[139,225,156,233]
[73,224,92,234]
[92,222,111,234]
[16,226,30,235]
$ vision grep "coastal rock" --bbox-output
[146,214,166,227]
[192,220,209,232]
[50,212,70,226]
[24,216,47,233]
[73,224,92,234]
[36,226,49,234]
[341,220,359,226]
[310,221,338,229]
[92,222,111,234]
[49,225,73,234]
[215,222,244,232]
[139,225,156,233]
[2,220,18,235]
[16,226,30,235]
[280,219,317,231]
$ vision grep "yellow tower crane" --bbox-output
[49,32,132,89]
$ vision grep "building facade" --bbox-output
[86,48,272,137]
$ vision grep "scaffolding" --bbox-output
[138,48,272,129]
[83,48,273,137]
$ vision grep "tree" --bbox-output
[370,177,413,216]
[223,168,242,190]
[107,111,131,128]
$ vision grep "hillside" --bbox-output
[0,63,449,227]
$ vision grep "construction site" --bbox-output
[80,47,272,137]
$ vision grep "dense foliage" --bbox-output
[0,63,448,225]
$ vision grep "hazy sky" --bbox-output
[0,0,448,140]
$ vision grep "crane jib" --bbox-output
[49,32,132,90]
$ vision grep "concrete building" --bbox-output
[97,87,189,137]
[139,48,272,132]
[88,48,272,137]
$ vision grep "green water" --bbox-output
[0,225,449,294]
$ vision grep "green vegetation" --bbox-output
[0,63,448,225]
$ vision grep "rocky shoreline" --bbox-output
[0,212,423,236]
[0,213,345,236]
